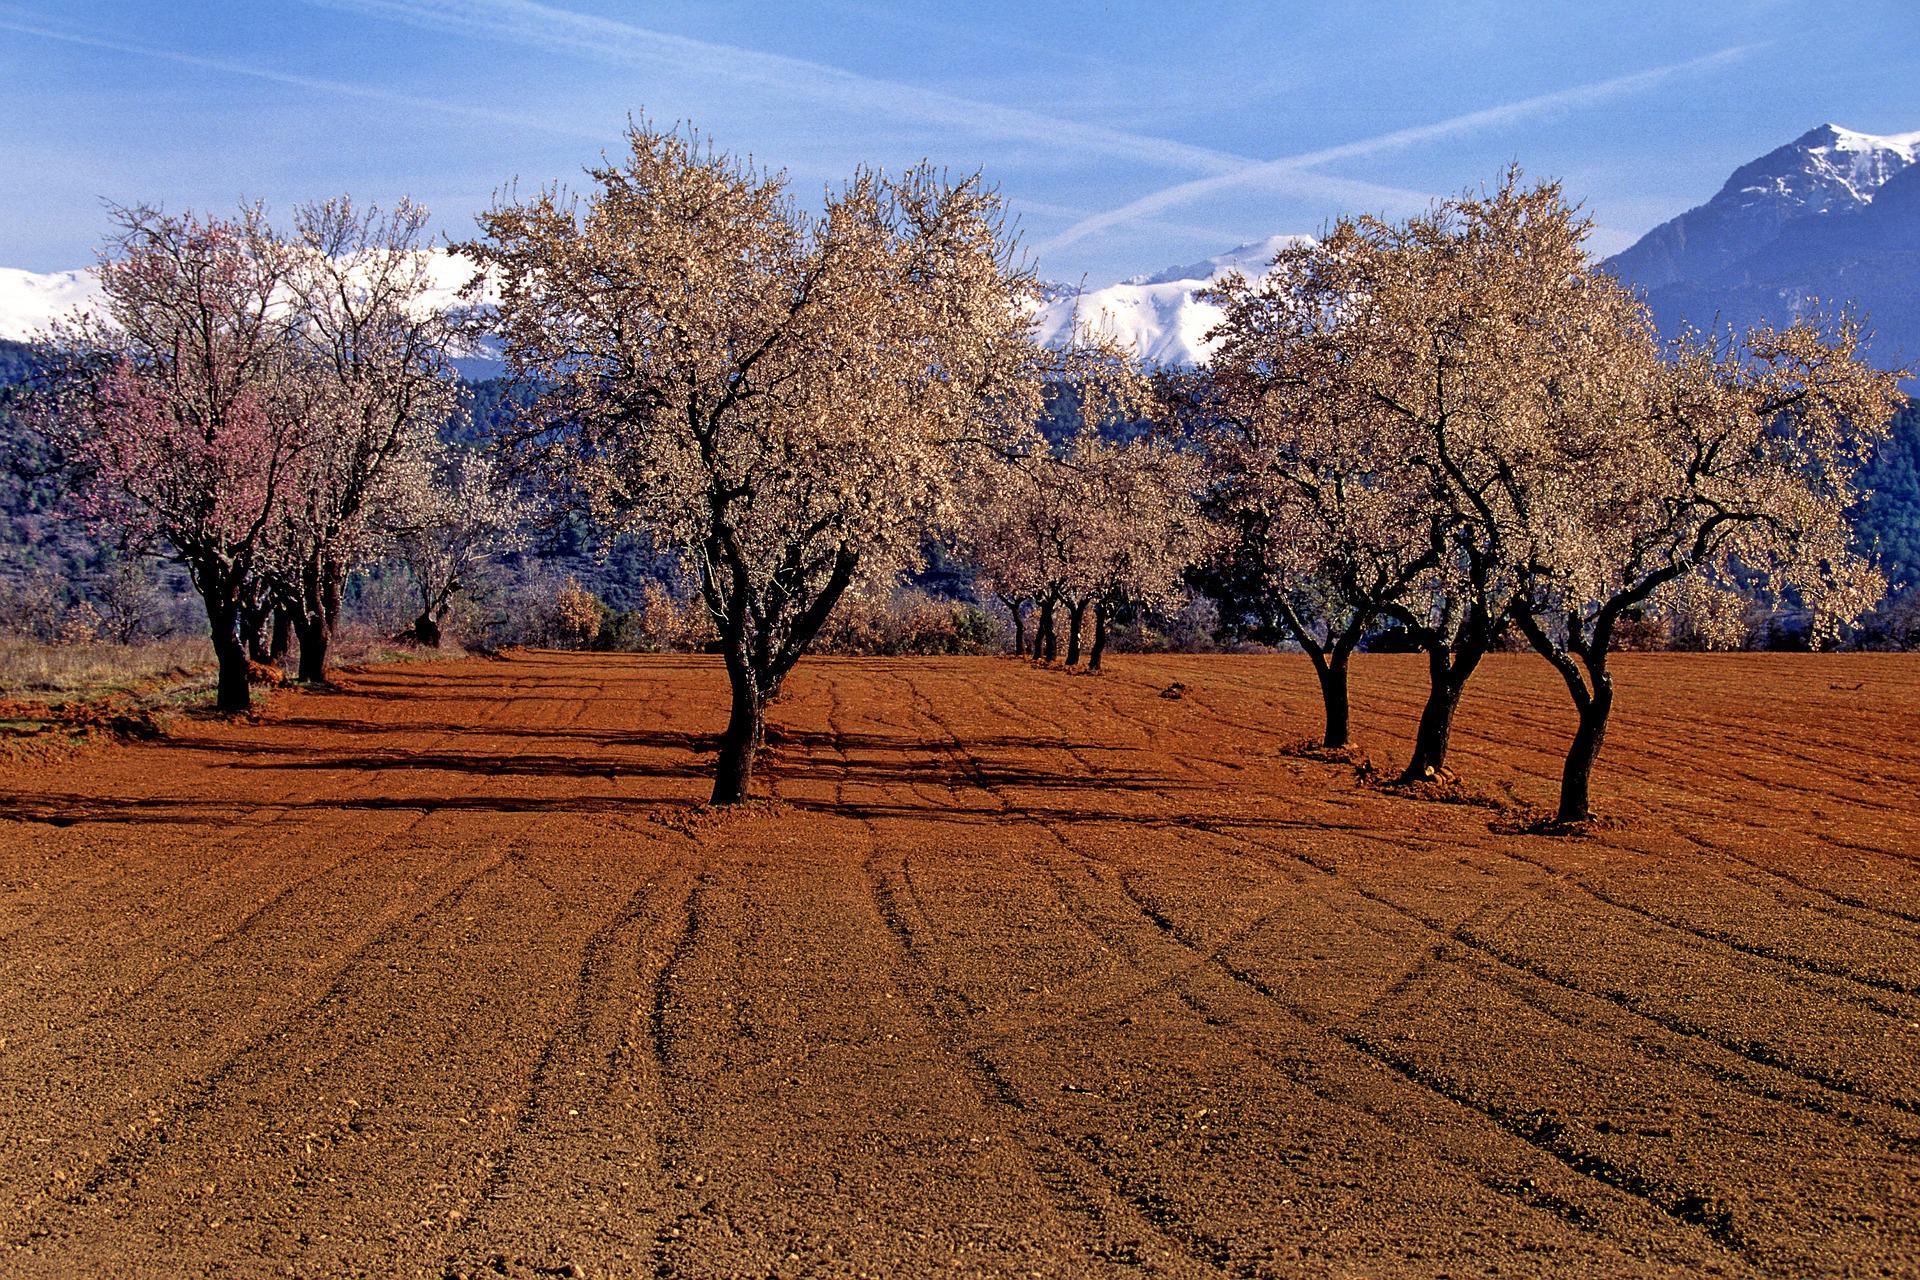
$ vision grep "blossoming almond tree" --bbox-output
[1504,316,1903,824]
[40,206,309,712]
[956,457,1050,656]
[954,336,1182,667]
[1177,325,1440,752]
[1341,172,1904,823]
[1063,431,1213,671]
[469,124,1038,804]
[1200,197,1567,775]
[273,198,463,682]
[384,440,530,647]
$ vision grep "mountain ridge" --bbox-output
[1601,122,1920,373]
[8,125,1920,376]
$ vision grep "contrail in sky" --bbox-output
[0,8,607,141]
[304,0,1436,213]
[0,9,606,143]
[8,0,1765,263]
[1037,43,1765,252]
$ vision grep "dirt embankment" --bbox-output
[0,651,1916,1278]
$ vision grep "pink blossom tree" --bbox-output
[41,206,308,711]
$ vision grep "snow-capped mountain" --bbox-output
[0,250,504,373]
[0,251,486,341]
[1032,234,1306,367]
[1609,125,1920,291]
[0,266,102,340]
[19,126,1914,385]
[1605,124,1920,371]
[0,241,1299,372]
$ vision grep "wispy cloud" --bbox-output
[1036,42,1766,253]
[0,6,609,141]
[304,0,1433,213]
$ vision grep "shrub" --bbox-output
[816,589,1002,656]
[552,577,606,649]
[616,580,716,652]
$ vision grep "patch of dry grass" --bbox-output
[0,634,213,701]
[0,627,473,701]
[328,628,470,671]
[0,635,218,760]
[0,630,483,762]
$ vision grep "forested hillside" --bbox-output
[1860,401,1920,596]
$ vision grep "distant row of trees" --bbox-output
[23,125,1905,820]
[958,371,1212,670]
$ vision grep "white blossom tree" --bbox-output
[1200,201,1555,773]
[385,441,530,646]
[1177,342,1439,752]
[469,124,1038,803]
[1319,172,1905,822]
[955,336,1182,666]
[956,455,1050,656]
[272,198,464,682]
[1058,432,1212,670]
[1503,315,1903,823]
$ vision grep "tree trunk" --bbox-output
[711,674,764,806]
[1065,600,1088,666]
[322,571,343,632]
[269,608,292,662]
[1556,668,1613,825]
[295,612,330,684]
[1272,600,1367,753]
[1034,597,1056,662]
[1002,597,1026,658]
[410,611,442,647]
[1313,649,1352,750]
[1088,602,1111,671]
[292,561,345,684]
[1403,677,1461,781]
[1399,642,1486,782]
[701,542,858,806]
[245,604,271,663]
[1511,604,1619,826]
[206,593,252,714]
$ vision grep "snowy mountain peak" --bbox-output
[1120,234,1311,288]
[1607,123,1920,380]
[1795,123,1920,158]
[1035,236,1309,368]
[1719,122,1920,213]
[1610,122,1920,294]
[0,250,491,346]
[0,266,101,341]
[1,238,1291,371]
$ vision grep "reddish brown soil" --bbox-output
[1,651,1916,1278]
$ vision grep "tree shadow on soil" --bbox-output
[0,716,1210,828]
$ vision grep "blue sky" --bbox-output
[4,1,1919,281]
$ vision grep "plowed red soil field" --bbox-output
[1,651,1916,1279]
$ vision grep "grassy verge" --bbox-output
[0,635,216,759]
[0,629,465,761]
[0,634,214,701]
